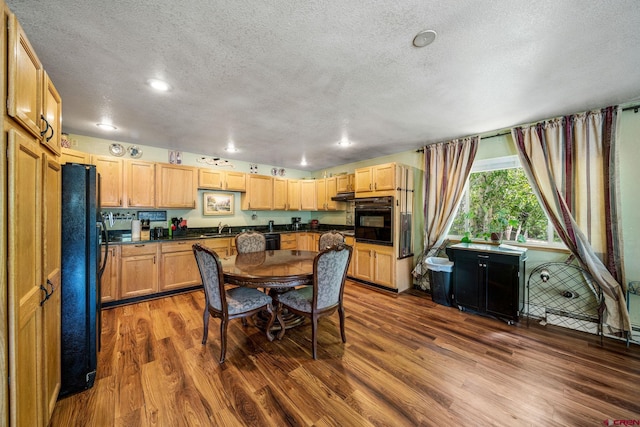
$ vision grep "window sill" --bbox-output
[447,237,570,254]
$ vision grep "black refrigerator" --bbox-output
[60,163,108,397]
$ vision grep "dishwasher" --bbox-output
[264,233,281,250]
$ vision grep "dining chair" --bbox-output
[192,243,276,363]
[277,244,353,359]
[235,230,266,253]
[318,230,345,250]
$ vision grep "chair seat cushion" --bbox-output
[278,286,313,313]
[226,287,272,315]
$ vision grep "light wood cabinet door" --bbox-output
[345,236,355,277]
[126,160,155,208]
[280,234,297,250]
[156,164,196,208]
[7,127,44,427]
[296,233,314,251]
[300,179,316,210]
[202,238,231,257]
[120,244,159,299]
[41,72,62,156]
[372,245,394,288]
[242,174,273,210]
[325,177,339,210]
[42,154,61,420]
[225,171,246,192]
[7,15,43,139]
[273,177,288,210]
[60,147,90,165]
[316,178,327,210]
[92,156,123,207]
[336,174,354,193]
[354,244,374,282]
[159,241,202,292]
[198,169,224,189]
[354,167,374,193]
[286,179,301,210]
[100,246,120,303]
[373,163,395,192]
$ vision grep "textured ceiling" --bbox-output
[6,0,640,171]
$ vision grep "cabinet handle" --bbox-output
[374,183,377,190]
[119,198,122,205]
[369,183,372,190]
[192,201,196,208]
[46,125,55,142]
[135,244,145,247]
[40,114,50,137]
[153,256,156,264]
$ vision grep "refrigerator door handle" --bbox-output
[97,221,109,279]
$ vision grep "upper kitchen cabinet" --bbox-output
[6,14,43,139]
[287,179,301,210]
[41,72,62,155]
[316,177,341,211]
[198,169,246,192]
[336,173,354,193]
[60,147,90,165]
[355,163,396,197]
[126,160,155,208]
[241,174,273,210]
[156,163,196,208]
[91,155,124,207]
[300,179,317,211]
[273,177,288,210]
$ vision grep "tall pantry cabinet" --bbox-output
[2,3,64,426]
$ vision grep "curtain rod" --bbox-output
[416,103,640,153]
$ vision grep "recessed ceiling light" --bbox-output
[413,29,437,48]
[96,123,117,131]
[225,142,238,153]
[337,136,351,147]
[300,157,308,166]
[147,79,171,92]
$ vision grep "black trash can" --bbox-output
[426,257,454,306]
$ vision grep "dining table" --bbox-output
[220,249,317,338]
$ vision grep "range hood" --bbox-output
[331,192,355,201]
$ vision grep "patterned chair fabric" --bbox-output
[235,231,267,253]
[277,244,353,359]
[318,230,345,251]
[192,243,275,363]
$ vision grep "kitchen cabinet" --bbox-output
[155,163,196,208]
[336,173,355,193]
[6,14,43,139]
[159,240,203,292]
[446,243,527,322]
[280,233,297,250]
[241,174,273,210]
[41,72,62,156]
[42,153,61,421]
[345,236,355,277]
[126,159,155,208]
[60,147,90,165]
[300,179,317,211]
[316,177,341,211]
[100,245,120,303]
[6,125,45,427]
[355,163,396,196]
[353,242,394,288]
[286,179,301,210]
[91,155,123,207]
[198,169,246,192]
[120,243,159,299]
[202,237,232,257]
[296,233,315,251]
[273,177,288,210]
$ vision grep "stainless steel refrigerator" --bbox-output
[60,163,108,397]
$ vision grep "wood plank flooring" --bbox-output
[50,281,640,426]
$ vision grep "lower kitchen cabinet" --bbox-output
[446,243,527,322]
[353,242,394,288]
[345,236,355,276]
[159,240,203,292]
[296,232,315,251]
[100,245,120,303]
[120,243,159,299]
[280,233,297,250]
[202,237,231,257]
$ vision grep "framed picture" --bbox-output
[203,192,234,216]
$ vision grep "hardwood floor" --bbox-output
[50,281,640,426]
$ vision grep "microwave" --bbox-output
[354,196,393,246]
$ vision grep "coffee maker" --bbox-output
[291,217,301,230]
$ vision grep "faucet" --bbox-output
[218,222,229,234]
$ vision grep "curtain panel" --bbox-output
[512,106,630,333]
[423,137,479,253]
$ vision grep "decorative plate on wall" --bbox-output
[271,167,278,176]
[109,143,125,156]
[128,145,143,158]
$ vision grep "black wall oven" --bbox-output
[355,196,393,246]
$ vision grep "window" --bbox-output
[449,156,560,245]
